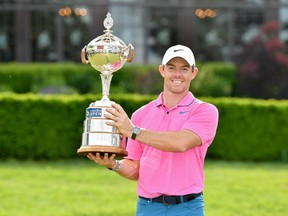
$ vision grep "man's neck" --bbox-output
[162,91,188,109]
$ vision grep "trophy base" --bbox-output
[77,146,128,158]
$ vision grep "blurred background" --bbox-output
[1,0,288,99]
[1,0,287,63]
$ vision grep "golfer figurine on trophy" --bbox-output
[77,12,134,158]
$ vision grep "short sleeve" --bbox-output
[182,103,219,146]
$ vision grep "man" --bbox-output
[87,44,219,216]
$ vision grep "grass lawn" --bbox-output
[204,161,288,216]
[0,159,287,216]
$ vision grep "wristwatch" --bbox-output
[131,126,141,140]
[108,160,121,171]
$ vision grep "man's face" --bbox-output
[159,57,197,95]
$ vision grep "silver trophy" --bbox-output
[77,12,134,158]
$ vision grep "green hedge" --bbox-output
[0,63,100,94]
[0,93,287,162]
[192,62,237,97]
[0,63,236,97]
[207,97,288,161]
[0,93,154,160]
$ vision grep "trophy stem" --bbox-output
[100,72,113,102]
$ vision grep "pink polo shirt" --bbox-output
[126,92,218,198]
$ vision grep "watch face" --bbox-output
[133,127,141,135]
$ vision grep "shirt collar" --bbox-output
[155,92,195,107]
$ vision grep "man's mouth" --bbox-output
[172,80,183,84]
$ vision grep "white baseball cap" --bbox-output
[162,44,195,66]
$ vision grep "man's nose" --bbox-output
[173,69,182,75]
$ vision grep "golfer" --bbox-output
[88,44,219,216]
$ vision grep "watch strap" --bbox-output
[131,132,137,140]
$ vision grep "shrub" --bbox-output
[191,62,236,97]
[0,93,155,160]
[0,63,236,97]
[207,97,288,161]
[0,93,287,162]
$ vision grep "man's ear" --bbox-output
[192,67,199,79]
[159,65,165,78]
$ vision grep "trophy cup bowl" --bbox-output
[77,12,134,158]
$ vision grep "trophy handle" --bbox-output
[126,43,134,63]
[81,46,89,64]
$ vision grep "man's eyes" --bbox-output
[167,66,190,73]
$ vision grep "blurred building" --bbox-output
[0,0,287,64]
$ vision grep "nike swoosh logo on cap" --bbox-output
[174,49,184,52]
